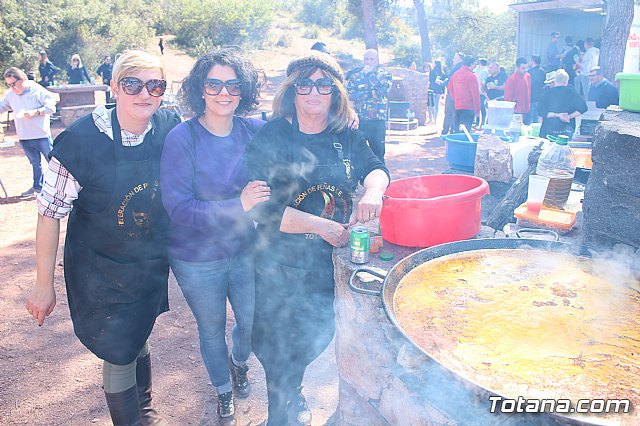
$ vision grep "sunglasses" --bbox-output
[294,78,334,95]
[118,77,167,97]
[204,79,243,96]
[5,79,20,88]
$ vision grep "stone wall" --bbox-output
[60,105,97,127]
[582,110,640,250]
[387,67,429,126]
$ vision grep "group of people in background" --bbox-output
[417,31,620,139]
[35,51,113,87]
[17,43,389,426]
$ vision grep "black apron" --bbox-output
[253,117,354,371]
[64,110,169,365]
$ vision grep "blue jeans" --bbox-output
[19,137,52,190]
[170,251,255,394]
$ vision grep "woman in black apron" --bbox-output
[246,52,389,426]
[27,50,181,426]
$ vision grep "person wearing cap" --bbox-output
[537,69,587,138]
[246,52,389,426]
[587,66,619,109]
[26,50,181,425]
[160,47,269,424]
[1,67,56,197]
[544,71,556,87]
[346,49,392,163]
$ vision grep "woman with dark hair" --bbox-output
[27,49,181,425]
[160,47,270,424]
[37,51,60,87]
[96,56,113,102]
[246,52,389,425]
[428,60,446,124]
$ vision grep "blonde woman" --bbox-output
[67,53,91,84]
[27,50,180,425]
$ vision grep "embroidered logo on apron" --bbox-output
[117,180,159,229]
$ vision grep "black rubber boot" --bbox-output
[104,385,143,426]
[136,354,168,426]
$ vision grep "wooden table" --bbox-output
[47,84,109,109]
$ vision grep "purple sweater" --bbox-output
[160,116,264,261]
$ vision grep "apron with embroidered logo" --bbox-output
[253,116,355,381]
[64,110,169,365]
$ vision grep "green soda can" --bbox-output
[350,226,370,264]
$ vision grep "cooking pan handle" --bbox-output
[349,268,386,296]
[515,228,559,241]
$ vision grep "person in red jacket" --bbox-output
[504,57,532,124]
[447,55,480,133]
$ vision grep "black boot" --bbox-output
[136,354,168,426]
[217,391,237,425]
[105,385,143,426]
[229,355,250,399]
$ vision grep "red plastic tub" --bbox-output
[379,175,489,247]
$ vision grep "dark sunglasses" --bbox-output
[5,79,21,88]
[118,77,167,97]
[204,79,243,96]
[294,77,334,95]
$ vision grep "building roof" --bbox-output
[509,0,604,14]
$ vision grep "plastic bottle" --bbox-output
[535,135,576,209]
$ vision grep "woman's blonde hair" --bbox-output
[111,50,165,85]
[273,69,351,134]
[71,54,83,69]
[554,69,569,85]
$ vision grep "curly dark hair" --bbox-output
[179,47,265,116]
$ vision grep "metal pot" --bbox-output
[348,234,631,426]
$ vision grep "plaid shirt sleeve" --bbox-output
[37,157,82,219]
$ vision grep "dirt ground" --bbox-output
[0,36,448,426]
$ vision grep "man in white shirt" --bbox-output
[0,67,56,196]
[473,58,490,128]
[577,37,600,99]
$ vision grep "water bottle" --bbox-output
[535,135,576,209]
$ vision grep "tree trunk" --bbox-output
[362,0,378,50]
[600,0,634,83]
[414,0,432,63]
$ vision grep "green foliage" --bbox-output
[0,0,158,81]
[0,0,63,72]
[171,0,275,55]
[298,0,338,28]
[341,0,412,47]
[303,26,321,39]
[276,34,292,48]
[428,0,516,69]
[392,38,422,67]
